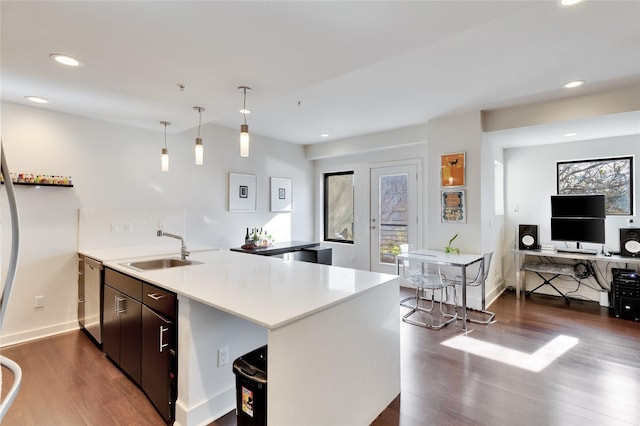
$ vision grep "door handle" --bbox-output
[159,325,169,353]
[147,293,165,301]
[115,296,126,314]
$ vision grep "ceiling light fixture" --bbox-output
[160,121,170,172]
[557,0,584,7]
[564,133,577,137]
[238,86,252,157]
[49,53,81,67]
[563,80,584,88]
[193,106,205,165]
[320,133,330,138]
[25,96,49,104]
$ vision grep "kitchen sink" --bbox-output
[123,257,202,271]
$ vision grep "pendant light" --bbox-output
[193,106,205,165]
[238,86,252,157]
[160,121,170,172]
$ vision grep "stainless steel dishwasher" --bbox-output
[79,255,103,345]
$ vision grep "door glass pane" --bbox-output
[379,173,408,264]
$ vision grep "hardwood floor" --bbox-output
[2,289,639,425]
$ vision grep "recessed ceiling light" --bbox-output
[49,53,81,67]
[557,0,584,7]
[239,109,251,114]
[563,80,584,88]
[25,96,49,104]
[564,133,577,137]
[320,133,330,138]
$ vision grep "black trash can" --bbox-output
[233,345,267,426]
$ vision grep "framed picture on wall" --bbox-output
[229,173,257,212]
[441,152,465,187]
[557,156,633,215]
[441,189,466,223]
[270,177,292,212]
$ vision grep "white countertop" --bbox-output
[103,249,398,330]
[78,243,219,262]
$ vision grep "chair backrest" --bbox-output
[469,252,493,285]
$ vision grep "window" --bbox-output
[557,156,633,215]
[324,171,354,243]
[494,160,504,216]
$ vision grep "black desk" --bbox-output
[230,241,332,265]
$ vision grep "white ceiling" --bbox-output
[2,1,639,146]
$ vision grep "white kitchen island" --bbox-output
[103,249,400,426]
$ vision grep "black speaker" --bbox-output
[518,224,539,250]
[620,228,640,257]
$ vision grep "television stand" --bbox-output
[557,247,597,255]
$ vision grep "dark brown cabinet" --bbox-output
[141,283,177,423]
[103,269,142,385]
[103,268,177,424]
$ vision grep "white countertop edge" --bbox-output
[103,250,399,330]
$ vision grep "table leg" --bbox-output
[515,252,522,299]
[461,266,468,332]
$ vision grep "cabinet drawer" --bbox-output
[105,268,143,301]
[143,283,176,318]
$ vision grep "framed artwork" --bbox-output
[441,152,465,187]
[229,173,257,212]
[441,189,466,223]
[557,156,633,215]
[270,177,292,212]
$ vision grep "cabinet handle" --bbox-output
[115,296,126,314]
[159,326,169,353]
[78,297,85,304]
[147,293,165,301]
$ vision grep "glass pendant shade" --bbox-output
[195,137,204,165]
[160,121,170,172]
[193,107,205,165]
[240,124,250,157]
[161,148,169,172]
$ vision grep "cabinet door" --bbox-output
[102,285,121,363]
[120,294,142,385]
[142,305,174,423]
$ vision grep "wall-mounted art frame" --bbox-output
[229,173,257,212]
[441,189,466,223]
[441,152,465,187]
[557,156,634,215]
[270,177,292,212]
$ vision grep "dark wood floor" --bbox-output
[2,289,639,425]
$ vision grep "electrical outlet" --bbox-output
[34,295,44,309]
[110,222,119,233]
[125,222,133,233]
[218,346,229,367]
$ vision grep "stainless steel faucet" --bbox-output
[157,230,190,261]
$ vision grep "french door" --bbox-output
[370,162,420,274]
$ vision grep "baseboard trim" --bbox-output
[0,321,80,348]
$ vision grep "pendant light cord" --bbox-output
[164,122,168,149]
[243,88,248,125]
[197,109,202,138]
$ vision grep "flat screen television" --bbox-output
[550,194,606,252]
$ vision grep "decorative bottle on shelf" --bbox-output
[245,228,250,245]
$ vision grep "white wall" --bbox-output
[427,112,503,307]
[504,134,640,300]
[0,101,313,345]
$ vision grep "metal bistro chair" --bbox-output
[449,252,496,325]
[399,247,458,330]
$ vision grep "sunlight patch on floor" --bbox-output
[441,334,579,372]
